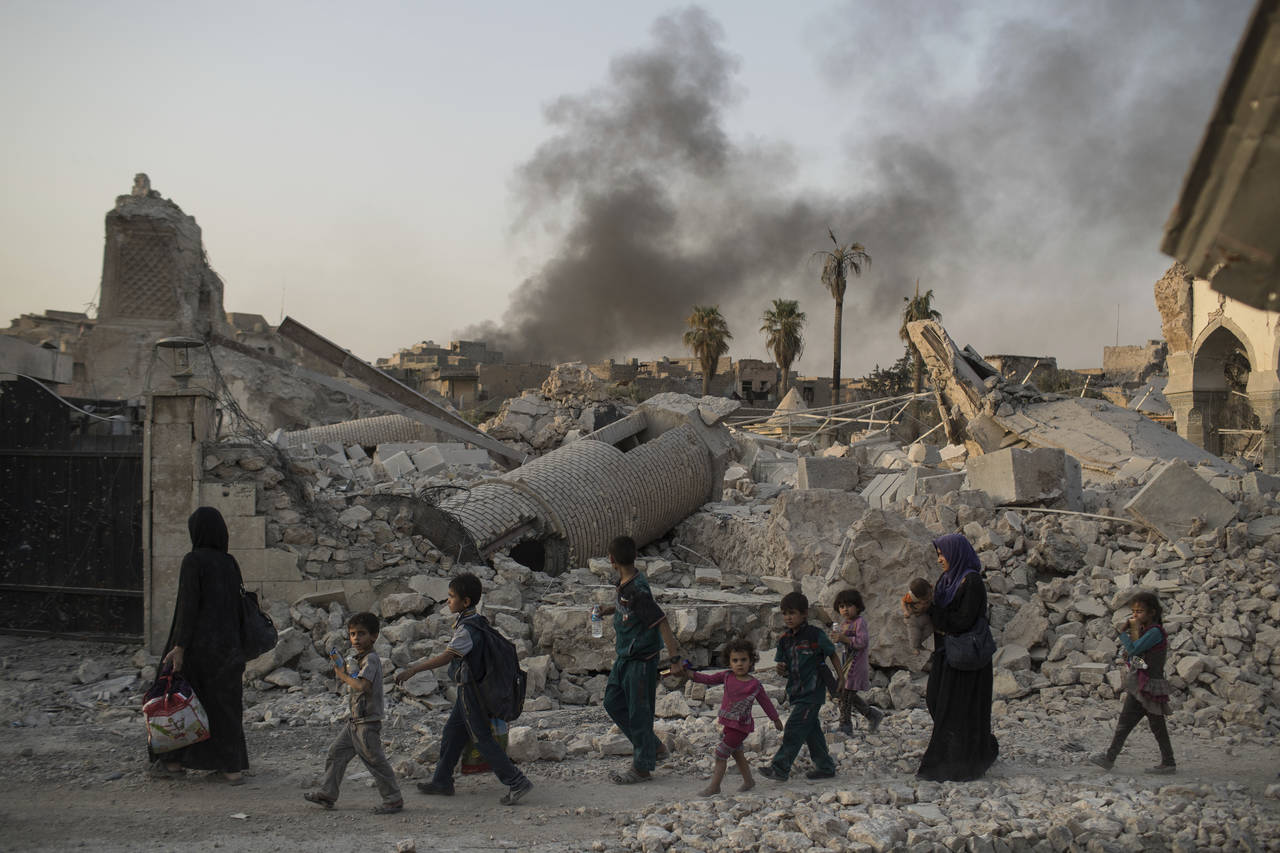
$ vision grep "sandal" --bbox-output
[609,766,652,785]
[303,792,335,809]
[148,761,184,780]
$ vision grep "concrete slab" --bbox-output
[1124,460,1238,541]
[965,446,1082,510]
[379,450,416,480]
[861,472,905,509]
[437,446,491,467]
[797,457,860,490]
[412,446,447,474]
[1242,471,1280,494]
[915,471,966,497]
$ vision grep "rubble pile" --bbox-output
[618,773,1279,852]
[480,363,631,455]
[676,445,1280,732]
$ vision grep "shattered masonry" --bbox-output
[420,395,735,575]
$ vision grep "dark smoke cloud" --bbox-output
[464,2,1253,372]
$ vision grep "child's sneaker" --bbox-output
[303,792,335,809]
[759,765,787,782]
[1145,763,1176,775]
[500,778,533,805]
[1088,753,1114,770]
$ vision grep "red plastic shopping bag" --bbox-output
[143,670,211,753]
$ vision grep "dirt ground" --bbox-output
[2,637,1278,852]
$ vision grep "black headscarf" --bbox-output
[932,532,982,607]
[188,506,229,552]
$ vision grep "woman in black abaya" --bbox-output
[150,506,249,783]
[916,532,999,782]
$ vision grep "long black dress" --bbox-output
[917,573,999,781]
[149,507,249,772]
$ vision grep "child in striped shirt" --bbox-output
[679,638,782,795]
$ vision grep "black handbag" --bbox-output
[943,614,996,671]
[239,585,278,659]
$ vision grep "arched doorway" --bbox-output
[1191,325,1261,460]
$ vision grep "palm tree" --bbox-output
[815,229,870,405]
[898,280,942,395]
[683,305,733,396]
[760,298,806,399]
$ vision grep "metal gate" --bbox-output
[0,377,144,640]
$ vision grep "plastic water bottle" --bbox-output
[590,605,604,638]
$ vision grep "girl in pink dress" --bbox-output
[681,638,783,795]
[830,588,884,735]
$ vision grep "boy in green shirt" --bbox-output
[761,591,841,781]
[599,535,682,784]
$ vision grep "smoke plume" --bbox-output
[463,2,1253,372]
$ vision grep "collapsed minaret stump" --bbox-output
[415,393,737,575]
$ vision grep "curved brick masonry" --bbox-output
[282,414,439,448]
[425,395,735,574]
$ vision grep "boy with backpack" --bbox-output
[393,572,533,805]
[760,591,842,782]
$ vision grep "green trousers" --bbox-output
[769,702,834,777]
[604,656,659,772]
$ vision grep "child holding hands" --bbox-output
[678,638,782,795]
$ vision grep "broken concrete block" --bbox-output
[848,431,899,466]
[966,414,1011,452]
[1124,460,1237,541]
[797,457,860,491]
[861,472,906,509]
[346,444,368,461]
[1242,471,1280,495]
[378,451,416,480]
[697,396,741,426]
[964,446,1083,511]
[915,471,966,498]
[939,444,968,466]
[438,446,491,467]
[411,446,446,474]
[906,443,942,465]
[381,593,428,619]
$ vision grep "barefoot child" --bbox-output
[1090,591,1176,774]
[304,612,403,814]
[829,589,884,736]
[678,638,782,795]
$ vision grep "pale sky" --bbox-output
[0,1,1255,377]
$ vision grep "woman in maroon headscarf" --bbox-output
[916,532,999,782]
[149,506,250,783]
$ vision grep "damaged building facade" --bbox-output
[1156,262,1280,472]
